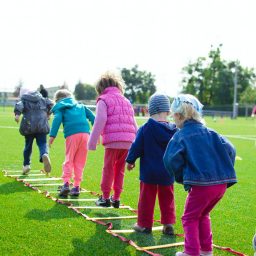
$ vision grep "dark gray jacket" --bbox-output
[14,91,53,136]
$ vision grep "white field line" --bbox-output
[108,226,163,234]
[224,135,256,141]
[21,177,62,182]
[5,174,46,177]
[0,125,63,132]
[60,198,97,202]
[69,205,132,210]
[31,183,63,187]
[3,170,42,173]
[88,215,138,220]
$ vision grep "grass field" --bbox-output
[0,107,255,256]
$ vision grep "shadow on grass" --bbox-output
[0,180,28,194]
[69,218,135,256]
[25,204,80,221]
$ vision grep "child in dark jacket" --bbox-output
[126,93,177,235]
[163,94,237,256]
[14,89,53,175]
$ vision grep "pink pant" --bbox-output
[182,184,227,256]
[62,133,89,187]
[137,182,176,228]
[101,148,128,200]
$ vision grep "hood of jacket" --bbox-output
[51,97,77,112]
[21,91,43,102]
[146,118,177,145]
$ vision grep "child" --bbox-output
[14,89,53,175]
[163,94,237,256]
[126,93,177,235]
[88,71,137,208]
[49,89,95,196]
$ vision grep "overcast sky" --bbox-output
[0,0,255,96]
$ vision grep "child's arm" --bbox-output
[14,101,24,123]
[219,135,236,165]
[163,138,185,183]
[88,100,107,150]
[84,106,95,126]
[126,126,144,170]
[49,110,63,143]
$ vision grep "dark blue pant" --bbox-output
[23,134,48,166]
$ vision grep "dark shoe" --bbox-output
[59,182,70,197]
[70,186,80,196]
[110,195,120,208]
[133,223,152,234]
[95,195,110,207]
[163,224,174,235]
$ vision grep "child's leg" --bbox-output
[23,135,34,166]
[158,184,176,225]
[199,184,226,253]
[35,133,48,162]
[101,148,116,199]
[182,185,226,256]
[112,149,128,200]
[62,135,77,184]
[137,182,157,228]
[73,133,89,187]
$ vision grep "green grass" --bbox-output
[0,107,255,255]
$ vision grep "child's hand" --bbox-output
[49,137,55,147]
[14,115,20,123]
[127,163,135,171]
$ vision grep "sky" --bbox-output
[0,0,256,96]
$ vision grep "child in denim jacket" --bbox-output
[163,94,237,256]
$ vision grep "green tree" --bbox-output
[181,45,256,106]
[121,65,156,104]
[240,86,256,104]
[74,81,96,100]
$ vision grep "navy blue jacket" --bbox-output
[126,118,177,185]
[14,91,53,136]
[163,119,237,191]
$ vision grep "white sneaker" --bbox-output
[22,165,31,175]
[200,251,213,256]
[42,154,51,173]
[175,252,190,256]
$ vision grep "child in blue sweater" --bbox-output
[126,93,177,235]
[49,89,95,196]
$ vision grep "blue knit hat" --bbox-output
[148,93,170,116]
[171,94,203,114]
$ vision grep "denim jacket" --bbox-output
[163,119,237,191]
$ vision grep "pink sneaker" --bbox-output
[175,252,190,256]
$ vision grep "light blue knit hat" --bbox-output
[171,94,203,114]
[148,93,170,116]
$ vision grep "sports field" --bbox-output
[0,107,255,256]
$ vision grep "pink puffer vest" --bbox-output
[97,87,136,145]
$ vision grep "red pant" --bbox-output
[62,133,89,187]
[101,148,128,200]
[182,184,226,256]
[137,182,176,228]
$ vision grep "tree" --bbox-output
[181,45,256,106]
[74,81,97,100]
[240,86,256,104]
[121,65,156,104]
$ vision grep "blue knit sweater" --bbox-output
[126,118,177,185]
[50,98,95,138]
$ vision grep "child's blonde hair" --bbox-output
[54,89,72,102]
[171,94,205,124]
[95,71,125,95]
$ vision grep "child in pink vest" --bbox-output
[88,71,137,208]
